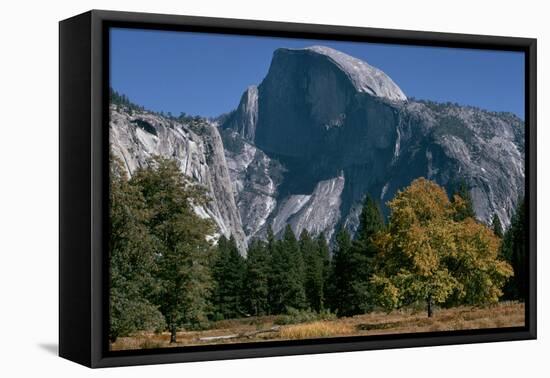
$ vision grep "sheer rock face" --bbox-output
[361,101,525,231]
[222,46,525,241]
[109,106,247,254]
[279,175,345,241]
[110,45,525,251]
[221,129,282,243]
[220,85,259,141]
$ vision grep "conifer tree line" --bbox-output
[110,88,200,123]
[210,225,331,319]
[110,152,527,342]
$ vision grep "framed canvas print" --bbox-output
[59,10,537,368]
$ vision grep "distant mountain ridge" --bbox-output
[110,45,524,253]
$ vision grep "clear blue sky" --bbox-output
[110,28,525,119]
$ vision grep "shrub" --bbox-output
[274,308,336,325]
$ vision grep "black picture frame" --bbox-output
[59,9,537,368]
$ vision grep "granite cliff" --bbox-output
[110,45,525,252]
[221,46,524,240]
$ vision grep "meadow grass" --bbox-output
[111,301,524,351]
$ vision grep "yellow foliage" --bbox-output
[388,178,453,231]
[372,177,513,312]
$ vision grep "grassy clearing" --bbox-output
[280,321,355,339]
[110,301,524,351]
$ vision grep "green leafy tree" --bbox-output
[243,239,270,316]
[109,154,165,342]
[444,218,513,307]
[371,178,512,317]
[501,199,527,300]
[130,156,215,343]
[212,235,246,319]
[300,230,325,311]
[491,214,504,238]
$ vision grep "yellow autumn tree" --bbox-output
[370,178,512,317]
[444,218,513,306]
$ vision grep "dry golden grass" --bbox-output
[341,301,524,335]
[110,301,525,351]
[280,321,355,339]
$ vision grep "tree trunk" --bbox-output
[170,324,177,343]
[427,294,433,318]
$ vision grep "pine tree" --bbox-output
[347,195,385,314]
[355,195,385,247]
[325,196,384,316]
[501,199,527,300]
[283,225,307,311]
[130,155,215,343]
[265,225,277,314]
[491,213,504,238]
[327,227,354,316]
[243,239,270,316]
[212,235,245,319]
[316,232,331,299]
[300,230,324,311]
[452,181,476,221]
[270,226,307,313]
[211,236,228,318]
